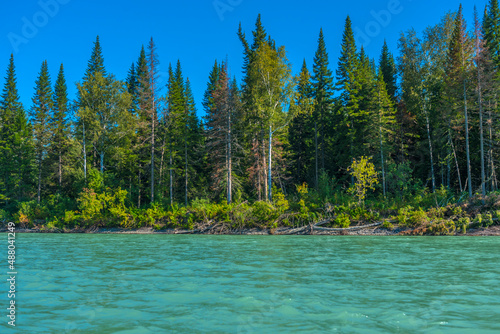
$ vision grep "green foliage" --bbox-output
[334,213,351,228]
[348,157,379,205]
[381,220,394,230]
[397,206,429,227]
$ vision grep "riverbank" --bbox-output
[3,222,500,236]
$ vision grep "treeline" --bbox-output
[1,2,500,221]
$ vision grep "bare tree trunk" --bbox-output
[450,136,463,193]
[151,116,155,203]
[100,151,104,175]
[58,151,62,190]
[490,100,497,191]
[262,134,268,201]
[169,141,173,206]
[423,99,436,192]
[227,109,232,204]
[159,138,165,192]
[268,125,272,202]
[464,79,472,199]
[83,121,87,184]
[184,136,188,207]
[37,157,41,203]
[315,121,318,189]
[379,125,386,198]
[478,64,486,201]
[138,168,141,208]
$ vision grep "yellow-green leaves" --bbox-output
[348,156,379,205]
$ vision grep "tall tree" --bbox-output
[0,55,34,209]
[50,64,69,192]
[447,5,473,198]
[29,60,53,203]
[484,0,500,68]
[336,16,361,176]
[379,40,398,102]
[289,60,314,185]
[311,28,334,174]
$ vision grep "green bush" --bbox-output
[397,206,428,227]
[334,213,351,228]
[381,220,394,230]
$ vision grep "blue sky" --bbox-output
[0,0,487,117]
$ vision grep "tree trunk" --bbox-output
[423,100,436,193]
[58,151,62,190]
[138,168,141,208]
[184,135,188,207]
[315,121,318,189]
[169,141,173,206]
[464,79,472,199]
[478,65,485,201]
[37,157,41,204]
[100,151,104,175]
[268,125,272,202]
[227,109,232,204]
[151,114,155,203]
[450,137,463,193]
[262,134,268,201]
[83,121,87,184]
[379,123,386,198]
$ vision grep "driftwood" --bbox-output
[313,222,383,231]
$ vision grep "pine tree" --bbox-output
[447,5,473,198]
[484,0,500,68]
[336,16,361,177]
[84,36,106,81]
[204,62,240,202]
[379,40,398,102]
[311,28,334,175]
[30,60,53,203]
[50,64,69,192]
[76,36,108,183]
[134,46,150,207]
[289,60,314,185]
[0,55,34,209]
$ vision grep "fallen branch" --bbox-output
[313,222,383,232]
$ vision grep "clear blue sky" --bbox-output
[0,0,487,117]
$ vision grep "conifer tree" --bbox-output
[50,64,69,192]
[30,60,53,203]
[289,60,314,185]
[336,16,360,174]
[379,40,398,102]
[311,28,334,173]
[484,0,500,68]
[447,5,473,198]
[0,55,34,209]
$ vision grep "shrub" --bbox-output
[382,220,394,230]
[335,213,351,228]
[397,206,428,227]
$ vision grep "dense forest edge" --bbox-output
[3,3,500,236]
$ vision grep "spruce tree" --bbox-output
[50,64,69,192]
[484,0,500,68]
[30,60,53,203]
[84,36,106,81]
[379,40,398,102]
[0,54,34,209]
[447,5,473,198]
[311,28,334,174]
[289,60,314,185]
[336,16,360,176]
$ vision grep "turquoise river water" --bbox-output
[2,234,500,333]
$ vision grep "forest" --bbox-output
[2,2,500,234]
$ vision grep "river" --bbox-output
[7,234,500,333]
